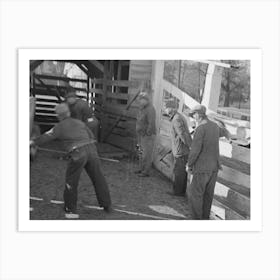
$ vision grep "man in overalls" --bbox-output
[30,103,112,219]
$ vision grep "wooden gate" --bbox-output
[89,77,149,151]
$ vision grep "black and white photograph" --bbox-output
[29,59,251,221]
[18,49,261,230]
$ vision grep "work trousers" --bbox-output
[188,171,218,219]
[139,134,155,175]
[173,155,188,195]
[64,144,111,212]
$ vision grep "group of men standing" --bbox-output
[31,87,222,220]
[135,92,222,220]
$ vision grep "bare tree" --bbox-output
[221,60,250,108]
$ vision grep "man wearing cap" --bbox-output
[187,104,220,219]
[135,91,156,177]
[30,103,112,219]
[65,88,99,139]
[165,99,192,196]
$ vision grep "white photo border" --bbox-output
[18,48,262,232]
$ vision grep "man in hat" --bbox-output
[165,99,192,196]
[135,91,156,177]
[187,104,220,219]
[65,87,99,139]
[30,103,112,219]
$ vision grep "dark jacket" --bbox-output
[136,103,156,136]
[34,117,95,152]
[188,117,220,173]
[170,112,192,158]
[69,99,93,123]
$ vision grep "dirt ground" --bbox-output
[30,143,192,220]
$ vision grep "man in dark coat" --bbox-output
[135,91,156,177]
[65,88,99,139]
[30,103,112,219]
[187,105,220,219]
[165,100,192,196]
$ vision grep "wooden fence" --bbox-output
[31,73,89,127]
[153,123,250,220]
[89,78,142,149]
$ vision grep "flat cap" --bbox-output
[189,104,207,117]
[65,89,76,99]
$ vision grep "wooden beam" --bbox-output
[75,62,90,77]
[106,92,129,100]
[89,88,104,94]
[195,60,231,68]
[30,60,44,72]
[100,61,109,141]
[33,74,88,83]
[91,79,139,87]
[88,60,105,72]
[34,76,62,102]
[33,85,88,93]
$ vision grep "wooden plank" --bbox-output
[32,89,61,98]
[217,177,250,198]
[30,97,36,136]
[130,60,153,66]
[130,63,153,69]
[219,140,250,164]
[34,74,87,83]
[106,92,129,100]
[106,80,139,87]
[214,181,250,218]
[91,78,104,84]
[35,111,57,116]
[218,165,250,188]
[36,98,58,104]
[129,70,153,77]
[36,107,55,112]
[34,116,58,122]
[220,156,250,175]
[30,60,44,71]
[88,60,104,72]
[211,199,245,220]
[232,144,250,164]
[35,84,87,93]
[35,103,56,109]
[103,104,138,119]
[100,61,109,141]
[89,88,104,94]
[34,77,63,102]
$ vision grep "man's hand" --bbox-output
[30,140,37,161]
[186,165,193,174]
